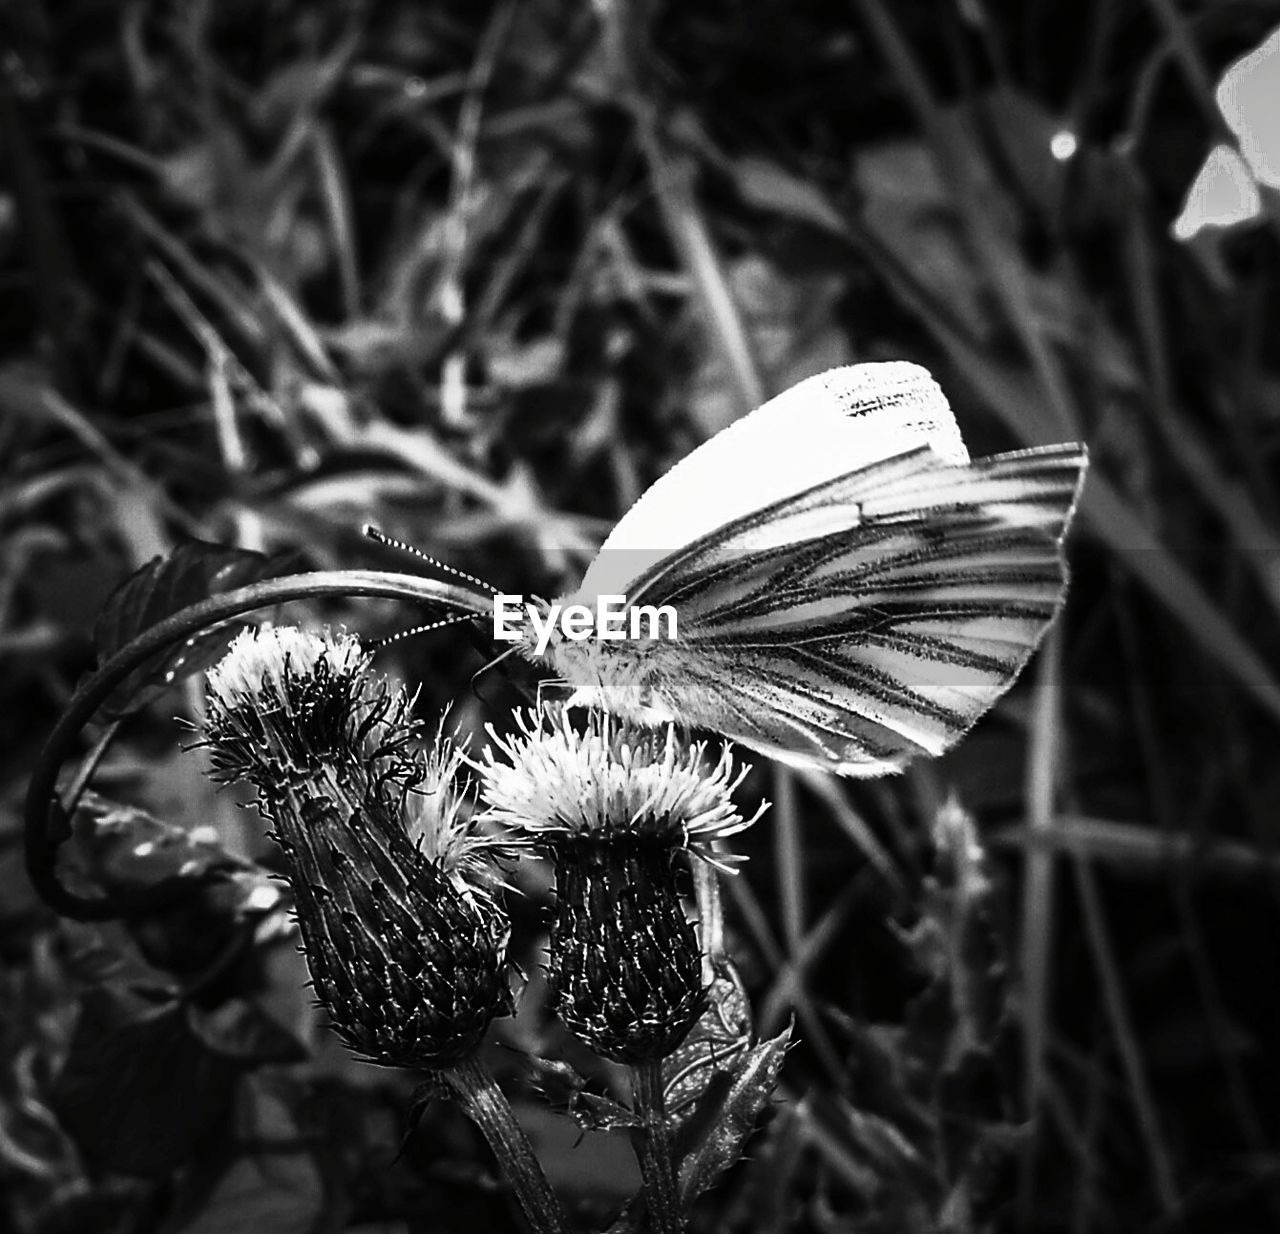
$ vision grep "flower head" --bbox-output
[204,626,414,788]
[475,706,766,866]
[202,626,512,1069]
[474,704,767,1063]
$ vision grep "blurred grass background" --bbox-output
[4,0,1280,1230]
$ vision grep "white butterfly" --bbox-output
[383,362,1087,777]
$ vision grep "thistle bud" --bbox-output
[476,706,766,1064]
[202,627,513,1069]
[548,834,704,1062]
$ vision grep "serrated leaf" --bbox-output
[93,539,296,718]
[568,1090,640,1134]
[51,984,242,1176]
[523,1053,589,1106]
[522,1053,638,1133]
[664,959,753,1121]
[679,1026,791,1204]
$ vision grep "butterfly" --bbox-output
[376,362,1087,777]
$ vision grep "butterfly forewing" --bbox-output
[573,364,970,601]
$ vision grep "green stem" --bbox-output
[442,1055,568,1234]
[630,1059,683,1234]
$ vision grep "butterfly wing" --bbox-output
[555,440,1086,776]
[571,362,969,603]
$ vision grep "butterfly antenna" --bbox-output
[363,524,502,597]
[372,611,480,651]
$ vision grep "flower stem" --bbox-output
[630,1059,683,1234]
[441,1055,568,1234]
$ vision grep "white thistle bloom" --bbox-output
[474,705,767,866]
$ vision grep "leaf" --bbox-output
[524,1054,638,1133]
[70,793,290,979]
[732,156,849,235]
[523,1053,588,1106]
[72,792,243,892]
[663,958,753,1122]
[568,1091,640,1134]
[603,1021,791,1234]
[678,1026,791,1204]
[51,984,242,1176]
[93,539,295,718]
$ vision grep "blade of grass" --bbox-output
[932,335,1280,727]
[1071,855,1180,1214]
[1072,1032,1105,1234]
[793,1098,882,1197]
[774,766,805,957]
[1124,201,1280,621]
[436,0,517,427]
[795,769,904,893]
[1018,620,1062,1219]
[118,194,266,346]
[256,267,340,383]
[1,60,80,395]
[0,369,195,535]
[993,814,1280,878]
[720,864,845,1084]
[641,134,767,423]
[1082,475,1280,723]
[1140,0,1235,141]
[756,884,856,1085]
[854,0,1078,439]
[762,766,852,1083]
[605,0,766,422]
[800,120,1280,732]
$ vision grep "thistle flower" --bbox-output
[475,705,766,1064]
[202,626,512,1069]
